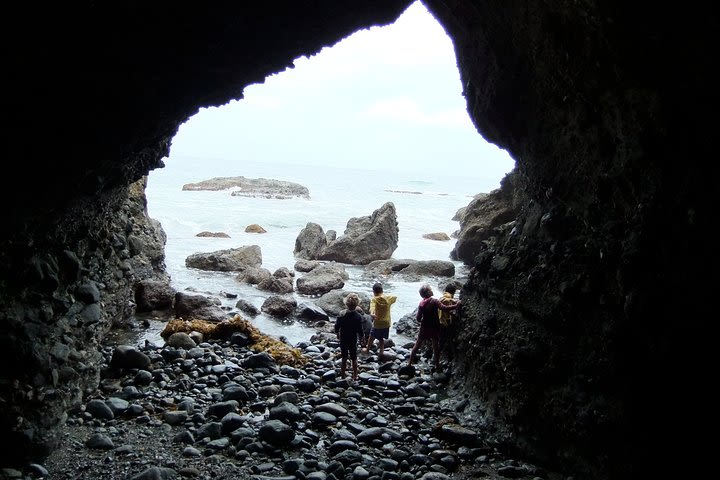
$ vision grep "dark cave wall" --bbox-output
[426,1,716,478]
[0,1,716,478]
[0,0,414,467]
[0,177,168,461]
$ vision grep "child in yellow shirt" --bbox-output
[363,282,397,359]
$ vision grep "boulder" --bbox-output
[110,345,151,369]
[316,202,399,265]
[294,222,327,260]
[166,332,197,349]
[257,276,294,294]
[295,262,349,296]
[234,299,259,316]
[364,259,456,280]
[259,419,295,446]
[273,267,294,279]
[451,174,518,264]
[394,309,420,338]
[235,266,272,285]
[174,292,228,322]
[245,224,266,233]
[261,296,297,318]
[294,259,321,272]
[185,245,262,272]
[296,303,330,323]
[134,279,176,312]
[296,274,344,296]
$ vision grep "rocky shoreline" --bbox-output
[31,325,563,480]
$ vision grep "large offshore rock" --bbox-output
[182,176,309,199]
[317,202,399,265]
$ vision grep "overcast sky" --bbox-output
[168,1,515,181]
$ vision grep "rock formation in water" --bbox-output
[295,202,400,265]
[182,176,310,199]
[0,2,715,479]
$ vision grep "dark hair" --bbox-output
[419,284,433,298]
[445,283,457,294]
[344,293,360,310]
[372,282,383,294]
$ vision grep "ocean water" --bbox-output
[145,155,505,346]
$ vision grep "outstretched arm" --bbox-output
[437,298,458,311]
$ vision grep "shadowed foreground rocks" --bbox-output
[39,330,562,480]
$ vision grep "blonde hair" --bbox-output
[344,293,360,310]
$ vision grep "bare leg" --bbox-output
[352,358,358,380]
[378,338,385,358]
[408,340,421,366]
[340,353,347,378]
[431,338,440,368]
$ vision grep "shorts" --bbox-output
[370,327,389,340]
[417,325,440,341]
[340,341,358,360]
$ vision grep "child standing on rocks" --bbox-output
[335,293,364,380]
[438,283,459,363]
[408,284,458,370]
[359,311,373,349]
[364,282,397,359]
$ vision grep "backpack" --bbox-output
[438,293,455,326]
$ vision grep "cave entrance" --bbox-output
[144,0,515,345]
